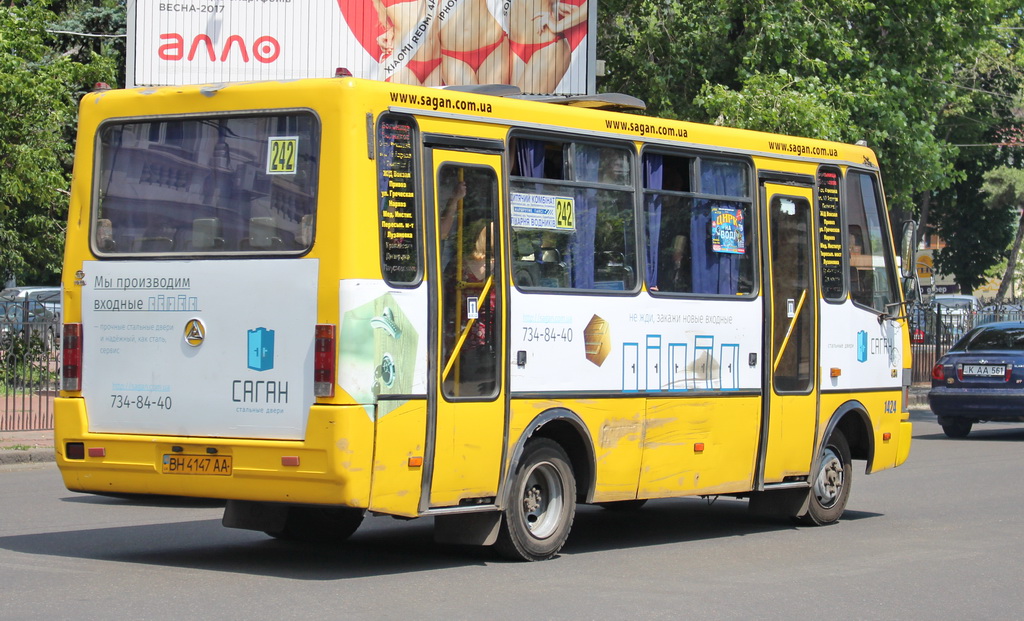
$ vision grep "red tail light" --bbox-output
[62,323,83,391]
[931,363,945,382]
[314,324,336,397]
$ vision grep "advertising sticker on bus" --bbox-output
[266,137,299,175]
[711,206,744,254]
[510,192,576,231]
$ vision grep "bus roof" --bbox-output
[82,77,879,170]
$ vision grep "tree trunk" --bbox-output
[996,207,1024,304]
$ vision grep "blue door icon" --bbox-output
[248,327,275,371]
[857,330,868,363]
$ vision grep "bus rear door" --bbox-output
[423,144,507,509]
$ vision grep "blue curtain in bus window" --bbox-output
[571,144,599,289]
[515,139,546,177]
[692,162,743,294]
[644,154,664,288]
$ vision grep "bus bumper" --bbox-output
[53,397,374,507]
[895,420,912,468]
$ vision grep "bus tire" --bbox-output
[264,506,364,543]
[799,429,852,526]
[495,438,576,561]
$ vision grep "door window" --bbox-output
[770,195,814,393]
[438,164,501,399]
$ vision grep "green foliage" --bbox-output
[0,330,57,391]
[598,0,1022,288]
[0,1,118,285]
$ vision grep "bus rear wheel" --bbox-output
[495,438,576,561]
[798,429,852,526]
[264,506,364,543]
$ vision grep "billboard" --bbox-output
[916,250,960,295]
[128,1,594,95]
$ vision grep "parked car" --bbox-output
[0,286,61,320]
[933,294,979,339]
[0,288,60,349]
[928,321,1024,438]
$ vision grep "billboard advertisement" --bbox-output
[129,0,594,95]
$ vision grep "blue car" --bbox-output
[929,321,1024,438]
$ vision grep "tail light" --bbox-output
[931,363,945,382]
[62,323,83,391]
[314,324,336,397]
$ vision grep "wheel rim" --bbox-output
[813,446,844,509]
[520,460,564,539]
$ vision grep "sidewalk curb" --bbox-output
[0,448,55,466]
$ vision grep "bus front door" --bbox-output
[424,151,506,509]
[760,183,819,484]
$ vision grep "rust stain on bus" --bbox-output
[599,418,643,448]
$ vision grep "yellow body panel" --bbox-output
[639,397,760,497]
[56,398,374,506]
[429,399,504,506]
[369,400,426,516]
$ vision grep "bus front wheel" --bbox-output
[799,429,852,526]
[495,438,576,561]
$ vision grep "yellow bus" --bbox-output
[56,76,915,561]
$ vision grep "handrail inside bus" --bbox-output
[442,276,494,381]
[772,289,808,373]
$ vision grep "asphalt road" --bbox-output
[2,407,1022,620]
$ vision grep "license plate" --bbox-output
[962,364,1006,377]
[162,454,232,475]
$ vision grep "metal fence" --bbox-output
[909,302,1024,383]
[1,308,60,431]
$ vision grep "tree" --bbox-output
[598,0,1015,217]
[928,15,1023,296]
[984,167,1024,302]
[0,1,117,285]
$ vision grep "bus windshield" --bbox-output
[93,112,320,256]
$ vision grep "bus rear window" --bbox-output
[93,113,319,255]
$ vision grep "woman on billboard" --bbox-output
[373,0,444,86]
[509,0,587,94]
[438,0,510,85]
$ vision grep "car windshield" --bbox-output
[954,325,1024,351]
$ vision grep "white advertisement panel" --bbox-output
[508,291,764,393]
[130,0,594,95]
[81,259,318,440]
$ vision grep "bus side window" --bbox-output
[846,172,896,311]
[644,152,753,295]
[510,137,637,292]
